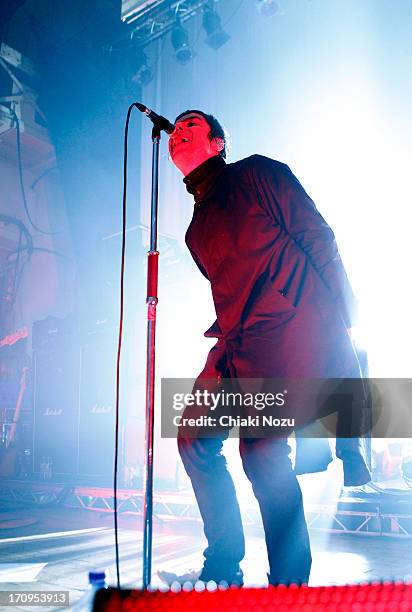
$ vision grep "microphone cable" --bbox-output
[114,102,137,588]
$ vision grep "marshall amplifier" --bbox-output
[77,336,116,484]
[32,345,80,477]
[32,315,75,351]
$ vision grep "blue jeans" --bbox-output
[178,432,312,583]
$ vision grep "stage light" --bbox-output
[202,5,230,50]
[256,0,279,17]
[132,54,154,86]
[171,20,193,65]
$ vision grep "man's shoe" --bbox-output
[199,566,243,586]
[158,569,201,586]
[158,566,243,587]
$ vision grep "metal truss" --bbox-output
[122,0,218,47]
[2,480,412,537]
[63,487,143,513]
[0,480,69,506]
[65,489,266,526]
[306,503,412,538]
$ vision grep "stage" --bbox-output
[1,478,412,608]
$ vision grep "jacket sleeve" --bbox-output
[187,245,223,339]
[189,247,210,281]
[250,155,357,327]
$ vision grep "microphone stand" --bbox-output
[142,119,162,590]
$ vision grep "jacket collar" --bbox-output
[183,155,226,204]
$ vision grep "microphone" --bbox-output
[135,102,175,135]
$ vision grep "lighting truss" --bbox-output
[122,0,218,48]
[2,480,412,537]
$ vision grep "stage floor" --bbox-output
[1,500,412,610]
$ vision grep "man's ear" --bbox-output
[214,138,225,152]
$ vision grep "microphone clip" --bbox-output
[135,102,175,136]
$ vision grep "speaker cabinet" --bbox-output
[77,338,116,483]
[33,346,80,476]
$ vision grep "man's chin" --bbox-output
[170,149,187,163]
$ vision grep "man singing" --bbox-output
[164,109,370,587]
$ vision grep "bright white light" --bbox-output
[0,527,107,545]
[0,563,47,583]
[289,78,412,376]
[311,551,370,586]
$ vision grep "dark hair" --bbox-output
[174,109,228,159]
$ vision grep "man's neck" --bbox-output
[176,153,221,177]
[183,155,226,202]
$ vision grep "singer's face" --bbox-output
[168,113,222,176]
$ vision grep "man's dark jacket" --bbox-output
[183,154,370,486]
